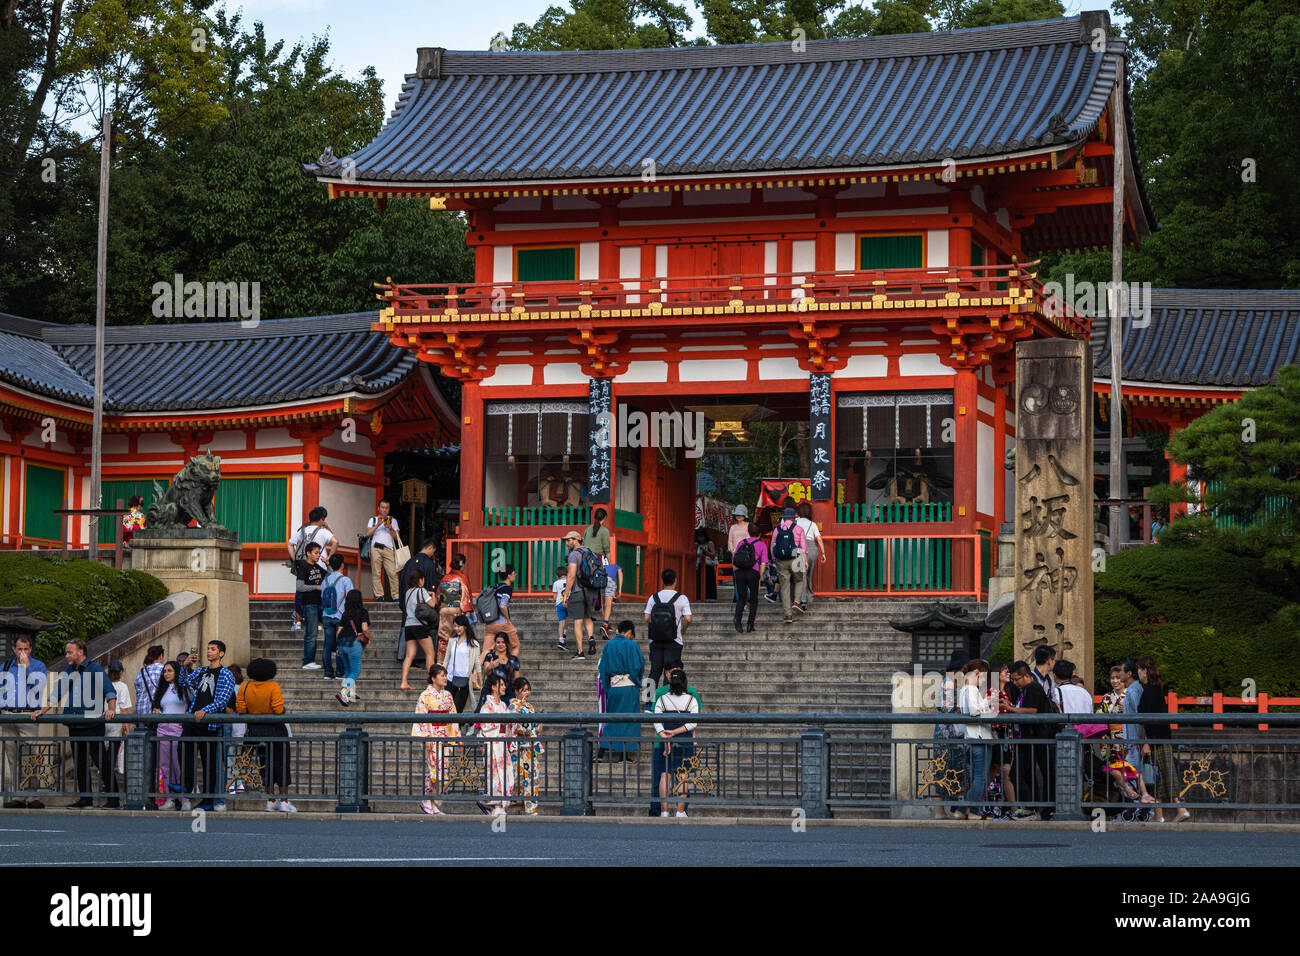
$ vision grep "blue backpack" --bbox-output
[321,572,343,618]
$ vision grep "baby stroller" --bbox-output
[1105,757,1157,822]
[981,771,1012,820]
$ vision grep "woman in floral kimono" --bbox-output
[477,673,515,814]
[509,677,543,814]
[411,664,459,815]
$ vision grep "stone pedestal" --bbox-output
[1013,340,1094,690]
[986,521,1017,607]
[128,532,250,665]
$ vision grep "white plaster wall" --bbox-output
[138,433,182,454]
[833,355,888,378]
[792,240,815,275]
[321,429,371,456]
[977,396,995,417]
[654,246,667,282]
[618,361,669,384]
[620,246,641,302]
[319,476,373,544]
[926,229,949,267]
[229,455,305,466]
[898,353,950,376]
[23,427,75,454]
[757,357,806,380]
[102,435,129,455]
[493,246,513,283]
[977,421,994,515]
[679,359,748,382]
[764,241,777,277]
[899,180,947,195]
[971,185,986,211]
[482,364,534,387]
[579,241,599,280]
[257,428,292,449]
[543,363,588,386]
[290,472,303,530]
[996,209,1010,231]
[203,430,246,452]
[835,233,855,270]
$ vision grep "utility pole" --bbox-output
[89,110,110,561]
[1107,66,1127,555]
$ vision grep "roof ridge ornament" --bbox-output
[316,146,339,169]
[416,47,445,79]
[1079,9,1110,44]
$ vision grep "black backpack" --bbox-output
[475,585,502,625]
[772,523,797,560]
[733,538,757,571]
[648,592,682,644]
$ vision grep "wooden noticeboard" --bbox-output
[400,479,427,504]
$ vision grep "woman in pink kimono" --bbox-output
[411,664,459,815]
[476,672,515,814]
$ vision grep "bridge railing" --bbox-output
[3,713,1297,819]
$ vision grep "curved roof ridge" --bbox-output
[419,16,1100,79]
[41,311,382,346]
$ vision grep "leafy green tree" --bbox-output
[1150,365,1300,573]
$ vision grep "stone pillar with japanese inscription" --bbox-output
[809,373,833,501]
[1014,339,1094,690]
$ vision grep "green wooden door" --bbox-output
[859,234,923,269]
[23,464,64,542]
[213,477,287,543]
[516,246,576,281]
[98,478,163,544]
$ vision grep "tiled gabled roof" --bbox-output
[304,13,1155,251]
[1092,290,1300,388]
[0,312,420,412]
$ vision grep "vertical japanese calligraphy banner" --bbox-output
[1014,339,1095,690]
[588,378,613,504]
[809,373,833,501]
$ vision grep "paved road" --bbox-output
[1,814,1298,866]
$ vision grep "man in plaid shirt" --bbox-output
[179,640,236,811]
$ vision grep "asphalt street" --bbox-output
[1,814,1298,866]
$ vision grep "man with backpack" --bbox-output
[768,506,807,624]
[293,541,327,669]
[286,507,337,631]
[479,566,520,659]
[643,568,691,685]
[731,522,769,633]
[321,553,354,679]
[561,530,606,660]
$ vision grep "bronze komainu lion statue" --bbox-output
[144,452,229,534]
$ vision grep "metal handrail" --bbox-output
[9,712,1298,728]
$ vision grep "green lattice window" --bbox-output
[23,464,65,542]
[213,477,287,543]
[516,246,576,281]
[859,234,923,270]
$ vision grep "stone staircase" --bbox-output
[246,594,981,814]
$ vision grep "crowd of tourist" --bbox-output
[934,646,1192,823]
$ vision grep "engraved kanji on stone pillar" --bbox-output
[1014,340,1095,690]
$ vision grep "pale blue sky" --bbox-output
[223,0,1120,113]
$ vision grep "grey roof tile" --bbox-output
[0,312,419,413]
[1092,290,1300,388]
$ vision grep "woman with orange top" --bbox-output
[237,658,294,812]
[435,553,473,648]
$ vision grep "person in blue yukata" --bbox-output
[597,621,645,761]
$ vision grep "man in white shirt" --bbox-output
[363,499,401,601]
[287,506,338,628]
[102,661,132,809]
[643,568,692,686]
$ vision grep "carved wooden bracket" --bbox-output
[568,326,623,378]
[787,321,846,373]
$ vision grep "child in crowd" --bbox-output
[553,566,569,650]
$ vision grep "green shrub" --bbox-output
[991,533,1300,696]
[0,553,168,662]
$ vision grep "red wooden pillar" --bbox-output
[953,367,980,591]
[992,382,1007,528]
[292,426,331,519]
[1166,424,1188,519]
[460,380,485,538]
